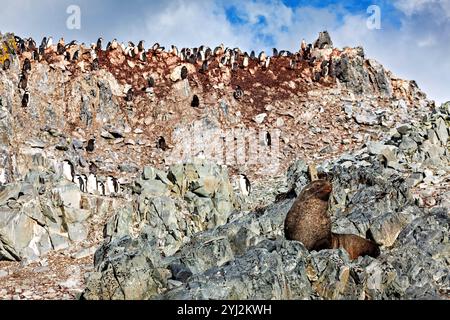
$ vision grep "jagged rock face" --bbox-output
[0,32,447,300]
[80,109,449,300]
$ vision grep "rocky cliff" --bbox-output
[0,32,448,300]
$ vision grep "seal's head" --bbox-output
[303,179,332,201]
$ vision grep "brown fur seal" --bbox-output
[331,233,380,260]
[284,180,333,251]
[285,180,380,260]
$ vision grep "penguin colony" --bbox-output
[2,31,335,109]
[61,160,120,196]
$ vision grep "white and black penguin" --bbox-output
[106,176,119,195]
[242,53,249,68]
[139,51,147,62]
[86,174,97,194]
[18,73,28,90]
[191,95,200,108]
[158,136,168,151]
[46,37,53,49]
[125,88,134,102]
[86,138,95,153]
[21,90,30,108]
[272,48,278,57]
[180,66,188,80]
[264,57,271,70]
[72,50,79,61]
[64,51,71,61]
[75,175,85,192]
[233,85,243,100]
[200,60,208,73]
[239,174,251,197]
[97,181,106,196]
[62,160,75,182]
[57,42,65,55]
[265,132,272,146]
[96,37,103,51]
[22,58,31,73]
[250,51,256,59]
[81,175,88,192]
[138,40,145,52]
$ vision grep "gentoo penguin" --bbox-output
[40,37,47,49]
[180,66,188,80]
[64,51,71,61]
[233,85,243,100]
[239,174,251,197]
[75,175,85,192]
[264,57,271,69]
[72,50,79,61]
[152,43,160,51]
[18,73,28,90]
[191,95,200,108]
[139,51,147,62]
[125,88,133,102]
[62,160,75,182]
[32,49,39,61]
[28,37,37,50]
[265,132,272,146]
[138,40,145,52]
[106,176,119,195]
[158,136,168,151]
[22,58,31,73]
[96,37,103,51]
[66,40,77,48]
[86,174,97,194]
[301,39,307,51]
[171,45,179,56]
[111,39,118,50]
[258,51,267,65]
[81,175,88,192]
[97,181,105,196]
[57,43,65,55]
[3,59,10,71]
[46,37,53,49]
[250,51,255,59]
[21,90,30,108]
[86,138,95,153]
[273,48,279,57]
[242,53,249,68]
[200,60,208,73]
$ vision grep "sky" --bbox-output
[0,0,448,104]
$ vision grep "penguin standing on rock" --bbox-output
[22,58,31,73]
[21,90,30,108]
[158,136,168,151]
[86,138,95,153]
[239,174,251,197]
[180,66,188,80]
[233,85,243,100]
[125,88,134,102]
[96,37,103,51]
[191,95,200,108]
[18,73,28,90]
